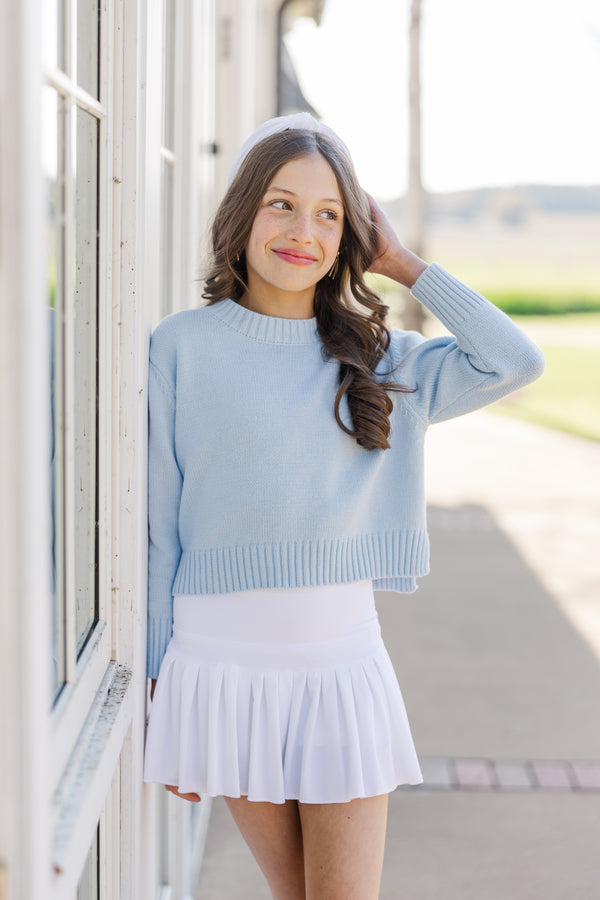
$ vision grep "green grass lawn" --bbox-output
[422,215,600,440]
[374,216,600,442]
[493,332,600,442]
[415,309,600,442]
[424,213,600,315]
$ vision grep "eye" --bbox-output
[270,199,292,210]
[318,209,339,221]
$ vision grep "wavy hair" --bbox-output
[203,129,414,450]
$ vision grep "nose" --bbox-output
[285,210,313,244]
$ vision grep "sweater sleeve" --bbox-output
[146,328,183,678]
[390,263,545,425]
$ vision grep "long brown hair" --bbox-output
[203,129,414,451]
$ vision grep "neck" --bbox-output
[239,286,315,319]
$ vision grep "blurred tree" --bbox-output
[403,0,426,332]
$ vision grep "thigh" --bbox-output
[298,793,389,900]
[224,796,306,900]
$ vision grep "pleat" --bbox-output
[143,627,423,803]
[337,665,368,799]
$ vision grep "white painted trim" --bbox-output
[178,0,202,310]
[144,0,163,328]
[141,786,161,900]
[3,2,293,897]
[51,621,111,787]
[51,663,133,898]
[62,85,78,683]
[98,760,121,900]
[182,799,214,896]
[196,0,218,267]
[110,0,126,667]
[97,0,115,638]
[44,67,107,118]
[64,0,74,80]
[237,0,258,138]
[113,0,156,894]
[46,0,115,783]
[0,0,52,896]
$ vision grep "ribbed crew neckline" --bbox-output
[209,298,320,345]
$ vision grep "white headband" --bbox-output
[226,113,352,187]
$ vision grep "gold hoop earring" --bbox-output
[328,252,340,279]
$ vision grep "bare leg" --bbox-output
[298,794,389,900]
[224,796,306,900]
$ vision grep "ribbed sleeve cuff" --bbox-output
[146,616,173,678]
[411,263,490,332]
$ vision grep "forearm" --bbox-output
[376,246,428,288]
[398,264,546,424]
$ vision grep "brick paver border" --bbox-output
[399,757,600,793]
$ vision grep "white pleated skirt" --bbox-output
[143,580,422,804]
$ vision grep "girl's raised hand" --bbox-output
[366,193,427,288]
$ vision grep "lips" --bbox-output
[272,248,318,265]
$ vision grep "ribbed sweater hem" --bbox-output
[170,531,429,596]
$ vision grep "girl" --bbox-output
[144,113,544,899]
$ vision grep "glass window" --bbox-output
[159,0,177,319]
[42,0,66,71]
[44,5,101,696]
[74,106,99,653]
[43,85,67,698]
[77,0,100,99]
[159,157,174,319]
[162,0,176,150]
[77,825,99,899]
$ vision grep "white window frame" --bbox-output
[2,0,237,895]
[142,0,216,895]
[0,0,52,895]
[43,2,142,897]
[47,0,114,790]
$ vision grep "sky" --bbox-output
[285,0,600,198]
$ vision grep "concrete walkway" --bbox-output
[196,412,600,899]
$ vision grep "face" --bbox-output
[242,153,344,316]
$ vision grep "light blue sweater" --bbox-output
[147,264,544,677]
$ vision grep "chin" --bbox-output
[273,277,320,293]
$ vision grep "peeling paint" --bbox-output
[51,665,132,873]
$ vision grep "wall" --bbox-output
[0,0,295,897]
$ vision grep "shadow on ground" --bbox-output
[379,503,600,761]
[376,502,600,900]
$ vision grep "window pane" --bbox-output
[77,0,100,99]
[159,787,170,883]
[42,0,66,71]
[77,825,99,899]
[160,158,174,318]
[42,86,67,699]
[162,0,176,149]
[74,107,99,653]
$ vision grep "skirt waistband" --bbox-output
[170,617,383,670]
[173,580,376,643]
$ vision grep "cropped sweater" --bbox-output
[146,264,544,676]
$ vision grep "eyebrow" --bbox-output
[265,186,343,207]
